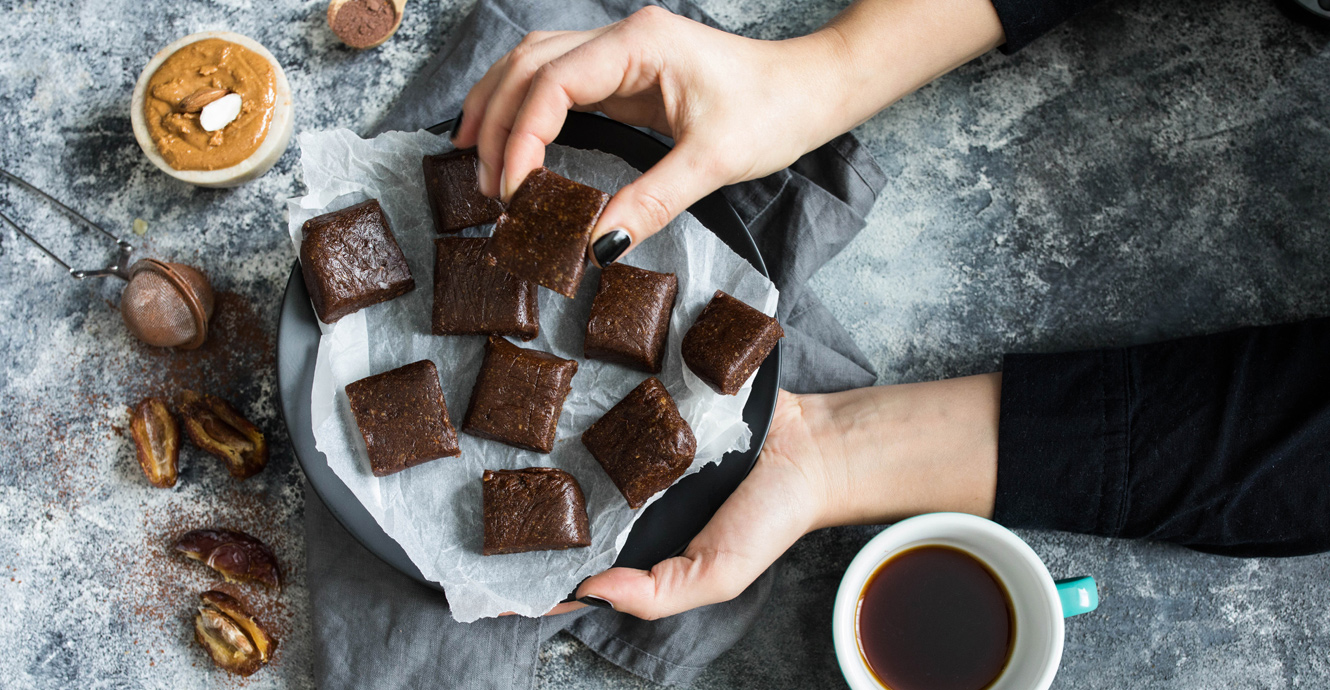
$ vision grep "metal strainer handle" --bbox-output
[0,166,135,280]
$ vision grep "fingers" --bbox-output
[451,51,510,147]
[455,8,733,264]
[545,601,586,616]
[497,600,585,619]
[574,551,762,621]
[496,601,587,617]
[459,29,606,197]
[575,449,813,620]
[588,140,730,267]
[454,30,586,146]
[501,33,639,200]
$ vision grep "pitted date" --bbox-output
[175,528,282,589]
[180,391,268,479]
[194,590,277,676]
[130,397,179,488]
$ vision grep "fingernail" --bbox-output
[592,229,631,267]
[448,111,463,140]
[499,170,509,201]
[578,595,615,611]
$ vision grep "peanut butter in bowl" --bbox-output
[144,39,276,170]
[131,32,293,188]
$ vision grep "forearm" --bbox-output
[802,373,1002,528]
[796,0,1006,139]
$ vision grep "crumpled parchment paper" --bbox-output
[286,129,778,622]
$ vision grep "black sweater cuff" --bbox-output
[989,0,1105,53]
[994,319,1330,558]
[994,348,1130,535]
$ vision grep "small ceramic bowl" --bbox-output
[130,31,294,188]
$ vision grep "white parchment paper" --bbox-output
[287,129,778,622]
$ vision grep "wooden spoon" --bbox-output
[327,0,407,50]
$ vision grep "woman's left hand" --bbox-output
[576,374,1002,619]
[576,390,833,619]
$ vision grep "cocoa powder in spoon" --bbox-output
[329,0,398,49]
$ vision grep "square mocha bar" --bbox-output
[345,360,460,477]
[582,377,696,509]
[584,264,678,373]
[299,199,415,324]
[422,149,504,233]
[433,237,539,340]
[680,290,784,395]
[481,468,591,555]
[462,336,579,453]
[486,167,609,298]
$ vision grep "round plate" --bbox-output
[276,111,782,594]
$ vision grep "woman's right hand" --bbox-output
[451,6,855,266]
[452,0,1005,267]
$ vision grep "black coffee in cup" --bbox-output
[856,545,1014,690]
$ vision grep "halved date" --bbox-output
[194,589,278,676]
[130,397,179,488]
[175,528,282,589]
[180,391,267,479]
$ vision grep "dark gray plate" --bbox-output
[276,111,781,595]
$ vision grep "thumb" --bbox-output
[575,451,815,619]
[588,140,728,268]
[574,548,767,621]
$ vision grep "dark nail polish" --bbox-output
[578,595,615,611]
[449,111,464,139]
[592,229,631,267]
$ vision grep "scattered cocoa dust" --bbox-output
[0,395,109,509]
[118,493,299,685]
[73,287,296,683]
[125,290,276,402]
[2,290,277,511]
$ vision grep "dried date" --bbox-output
[129,397,179,488]
[175,528,282,589]
[193,590,277,676]
[180,391,268,479]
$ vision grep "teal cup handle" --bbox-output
[1054,576,1099,617]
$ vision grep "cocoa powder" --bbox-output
[129,290,275,402]
[330,0,398,49]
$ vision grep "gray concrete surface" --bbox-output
[1,0,1327,688]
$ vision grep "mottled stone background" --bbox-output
[1,0,1327,688]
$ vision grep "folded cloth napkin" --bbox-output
[306,0,887,687]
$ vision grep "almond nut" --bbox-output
[178,88,230,113]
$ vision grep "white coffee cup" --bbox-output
[832,512,1098,690]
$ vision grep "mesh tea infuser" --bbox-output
[0,167,214,349]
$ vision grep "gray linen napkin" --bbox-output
[306,1,887,687]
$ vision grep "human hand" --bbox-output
[575,390,835,618]
[576,375,1002,620]
[452,7,853,266]
[453,0,1004,267]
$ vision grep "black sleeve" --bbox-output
[989,0,1106,53]
[993,318,1330,558]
